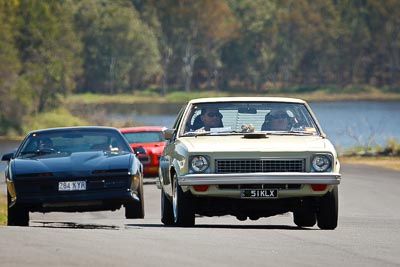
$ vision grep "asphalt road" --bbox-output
[0,163,399,267]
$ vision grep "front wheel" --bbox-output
[172,173,195,227]
[7,191,29,226]
[125,177,145,219]
[161,188,174,226]
[317,186,338,230]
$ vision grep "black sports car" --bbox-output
[1,126,145,226]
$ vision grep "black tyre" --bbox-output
[125,178,145,219]
[7,191,29,227]
[161,188,174,226]
[317,186,338,230]
[293,210,317,227]
[172,173,195,227]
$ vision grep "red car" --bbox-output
[120,126,166,177]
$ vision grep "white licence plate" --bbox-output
[58,181,86,191]
[240,189,278,198]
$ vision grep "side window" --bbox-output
[187,109,202,132]
[23,139,39,152]
[167,104,187,141]
[173,104,187,129]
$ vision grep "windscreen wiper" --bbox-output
[182,131,216,137]
[265,130,316,136]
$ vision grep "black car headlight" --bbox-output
[190,155,209,173]
[311,154,332,172]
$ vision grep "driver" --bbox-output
[38,137,54,150]
[199,107,223,131]
[261,110,291,131]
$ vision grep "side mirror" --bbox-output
[2,152,15,161]
[133,146,146,155]
[163,129,175,141]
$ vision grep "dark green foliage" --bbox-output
[382,86,400,93]
[74,0,161,94]
[15,0,82,113]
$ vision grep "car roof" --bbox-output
[187,97,306,104]
[119,126,167,132]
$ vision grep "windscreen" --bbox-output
[123,131,165,143]
[17,129,131,158]
[181,102,320,135]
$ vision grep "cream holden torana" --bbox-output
[158,97,341,229]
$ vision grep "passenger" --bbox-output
[261,110,290,131]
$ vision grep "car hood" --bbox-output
[179,134,334,153]
[12,151,133,176]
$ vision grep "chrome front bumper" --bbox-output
[178,172,341,186]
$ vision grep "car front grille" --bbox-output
[215,159,305,173]
[14,176,130,194]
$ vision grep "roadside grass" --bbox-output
[338,137,400,170]
[340,156,400,171]
[0,194,6,226]
[21,107,89,134]
[66,92,170,104]
[66,90,400,105]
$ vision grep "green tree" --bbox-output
[197,0,237,90]
[144,0,201,92]
[224,0,277,91]
[15,0,82,113]
[334,0,372,86]
[75,0,161,94]
[0,0,37,134]
[134,0,172,95]
[142,0,236,92]
[364,0,400,86]
[264,0,338,87]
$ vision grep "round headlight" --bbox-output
[190,156,209,173]
[311,155,332,172]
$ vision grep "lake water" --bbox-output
[308,101,400,149]
[111,100,400,151]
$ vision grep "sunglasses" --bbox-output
[206,112,222,118]
[272,114,288,119]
